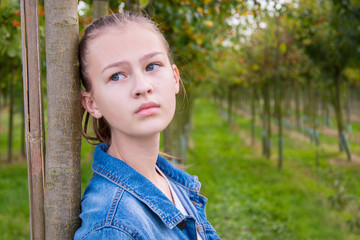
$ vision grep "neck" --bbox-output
[107,132,160,181]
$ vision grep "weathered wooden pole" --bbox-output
[93,0,109,21]
[20,0,45,239]
[44,0,82,238]
[126,0,141,12]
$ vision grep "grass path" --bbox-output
[232,103,360,165]
[186,98,360,240]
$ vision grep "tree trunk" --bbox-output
[313,89,320,146]
[284,86,291,118]
[227,85,233,125]
[163,95,193,164]
[304,78,312,141]
[20,0,45,238]
[44,1,82,239]
[0,68,2,112]
[126,0,141,12]
[266,85,272,159]
[332,73,351,161]
[261,87,266,157]
[325,101,332,128]
[251,86,256,146]
[274,78,283,170]
[310,80,320,167]
[295,83,302,131]
[314,91,320,168]
[345,83,351,135]
[145,0,155,16]
[92,0,109,21]
[262,82,271,159]
[7,67,14,164]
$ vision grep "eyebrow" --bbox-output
[100,51,164,74]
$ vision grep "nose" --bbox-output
[131,72,153,97]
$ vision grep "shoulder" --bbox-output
[75,182,145,240]
[80,173,121,213]
[74,225,140,240]
[76,175,162,239]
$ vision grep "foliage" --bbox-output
[294,0,360,75]
[0,2,21,59]
[0,1,21,100]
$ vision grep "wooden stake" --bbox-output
[20,0,45,239]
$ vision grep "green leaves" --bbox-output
[140,0,149,8]
[0,3,22,59]
[280,42,287,53]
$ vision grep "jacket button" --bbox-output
[177,220,186,230]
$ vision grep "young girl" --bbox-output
[74,12,220,240]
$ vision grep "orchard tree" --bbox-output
[44,0,82,238]
[0,1,22,163]
[295,0,360,161]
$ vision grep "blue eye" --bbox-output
[146,63,160,72]
[110,72,125,81]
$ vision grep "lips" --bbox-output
[135,102,160,117]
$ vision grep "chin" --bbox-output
[134,122,170,137]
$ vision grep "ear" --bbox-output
[81,92,103,119]
[172,64,180,94]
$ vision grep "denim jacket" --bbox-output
[74,143,220,240]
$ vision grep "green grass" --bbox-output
[0,162,29,240]
[352,122,360,132]
[1,99,360,239]
[0,137,95,240]
[0,108,24,162]
[186,98,360,240]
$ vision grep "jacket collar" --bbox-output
[92,143,200,229]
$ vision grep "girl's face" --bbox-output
[82,24,180,139]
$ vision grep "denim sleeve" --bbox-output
[78,227,138,240]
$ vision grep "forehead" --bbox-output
[87,24,168,61]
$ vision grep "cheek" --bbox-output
[167,95,177,126]
[165,89,177,114]
[158,81,177,104]
[93,88,128,115]
[164,76,178,104]
[158,71,178,94]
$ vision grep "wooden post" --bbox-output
[44,0,82,238]
[20,0,45,239]
[93,0,109,21]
